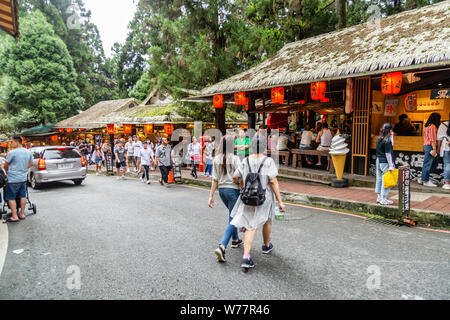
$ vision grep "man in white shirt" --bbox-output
[437,117,450,190]
[125,136,135,173]
[139,141,155,184]
[132,135,143,173]
[300,125,315,164]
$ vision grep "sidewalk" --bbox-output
[88,165,450,228]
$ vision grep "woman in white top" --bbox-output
[188,136,202,179]
[203,136,214,177]
[315,122,333,166]
[231,135,286,270]
[208,135,243,262]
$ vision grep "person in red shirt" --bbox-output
[420,113,441,187]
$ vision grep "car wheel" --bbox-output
[73,179,83,186]
[30,174,41,189]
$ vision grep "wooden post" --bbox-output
[215,104,226,135]
[247,94,256,130]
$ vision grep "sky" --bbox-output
[83,0,138,57]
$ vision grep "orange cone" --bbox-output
[168,169,174,183]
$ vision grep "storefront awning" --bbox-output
[0,0,19,38]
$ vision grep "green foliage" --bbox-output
[0,10,84,129]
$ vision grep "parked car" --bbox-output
[28,146,87,189]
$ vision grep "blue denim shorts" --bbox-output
[5,182,27,201]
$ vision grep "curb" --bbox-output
[88,171,450,228]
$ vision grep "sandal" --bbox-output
[18,215,26,220]
[3,218,20,224]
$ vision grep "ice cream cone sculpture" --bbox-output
[329,131,350,182]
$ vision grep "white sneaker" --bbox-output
[443,184,450,190]
[417,178,423,185]
[423,181,437,187]
[376,195,382,204]
[146,180,151,184]
[96,172,99,176]
[380,198,393,205]
[116,177,120,180]
[127,168,130,173]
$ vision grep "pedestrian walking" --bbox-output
[230,135,286,270]
[188,136,201,179]
[375,123,396,205]
[139,141,154,184]
[203,136,214,177]
[2,136,33,223]
[92,145,105,176]
[133,135,143,173]
[114,140,127,179]
[155,137,173,187]
[419,113,441,187]
[208,135,243,262]
[437,113,450,190]
[125,136,135,173]
[234,129,250,160]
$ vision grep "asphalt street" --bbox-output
[0,174,449,300]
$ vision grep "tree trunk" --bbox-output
[335,0,346,30]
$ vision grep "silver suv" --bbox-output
[28,146,87,189]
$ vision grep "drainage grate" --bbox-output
[365,217,403,226]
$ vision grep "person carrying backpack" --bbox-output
[230,135,286,270]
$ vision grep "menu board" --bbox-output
[417,90,444,111]
[384,99,399,117]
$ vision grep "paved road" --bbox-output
[0,175,449,300]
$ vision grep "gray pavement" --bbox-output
[0,174,449,300]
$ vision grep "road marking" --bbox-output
[0,223,8,279]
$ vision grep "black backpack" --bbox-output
[0,167,7,188]
[240,157,267,206]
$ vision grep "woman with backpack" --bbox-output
[208,135,243,262]
[230,135,286,270]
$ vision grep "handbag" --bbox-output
[383,169,399,189]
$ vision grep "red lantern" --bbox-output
[381,72,402,94]
[123,124,132,134]
[58,128,64,133]
[164,124,174,135]
[107,124,115,135]
[144,124,153,134]
[271,87,284,104]
[66,128,73,133]
[267,113,289,129]
[213,95,224,109]
[1,142,7,148]
[298,100,305,104]
[50,135,58,142]
[234,92,246,105]
[311,82,327,101]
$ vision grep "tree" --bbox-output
[0,10,84,128]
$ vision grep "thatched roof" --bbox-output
[197,1,450,97]
[0,0,19,38]
[54,98,139,129]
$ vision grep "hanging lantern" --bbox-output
[164,124,174,135]
[144,124,154,134]
[50,135,58,142]
[298,100,305,104]
[311,82,326,101]
[107,124,115,135]
[213,95,224,109]
[66,128,73,133]
[234,92,246,105]
[271,87,285,104]
[381,72,402,94]
[1,142,7,148]
[123,124,132,134]
[58,128,64,133]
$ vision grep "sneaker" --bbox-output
[241,257,255,269]
[380,198,394,205]
[121,176,126,180]
[146,180,151,184]
[417,178,423,185]
[376,195,382,204]
[443,184,450,190]
[116,176,120,180]
[262,243,274,254]
[423,181,437,187]
[231,239,242,248]
[96,172,99,176]
[214,246,226,262]
[159,179,164,186]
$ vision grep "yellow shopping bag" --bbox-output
[383,169,399,189]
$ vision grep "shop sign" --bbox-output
[384,99,398,117]
[404,93,417,112]
[430,88,450,99]
[417,90,444,110]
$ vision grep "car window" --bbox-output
[44,149,81,160]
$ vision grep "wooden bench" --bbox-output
[291,148,335,173]
[265,150,290,165]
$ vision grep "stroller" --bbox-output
[0,166,37,220]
